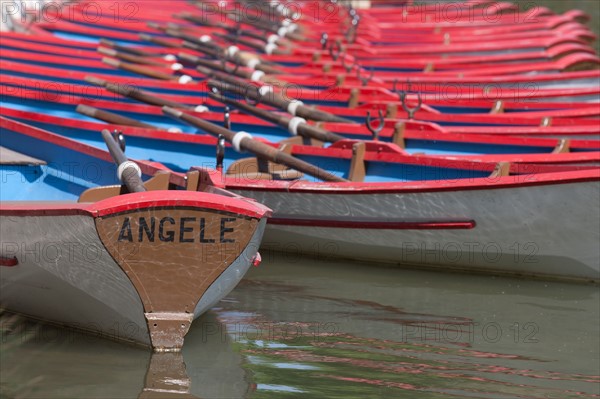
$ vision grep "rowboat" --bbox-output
[0,117,272,351]
[2,39,599,106]
[2,111,598,281]
[3,28,598,84]
[2,0,599,283]
[2,67,599,133]
[3,106,600,165]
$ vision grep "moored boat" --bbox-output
[164,109,600,283]
[0,117,272,351]
[2,0,599,285]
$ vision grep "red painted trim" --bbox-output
[268,218,476,230]
[0,117,186,187]
[0,59,190,89]
[0,206,93,217]
[2,74,597,129]
[2,57,599,114]
[1,117,113,162]
[3,110,596,175]
[0,106,269,144]
[225,169,600,194]
[0,194,271,220]
[91,191,271,219]
[0,257,19,267]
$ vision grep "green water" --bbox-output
[2,255,599,398]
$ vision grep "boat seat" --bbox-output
[0,147,46,165]
[490,100,505,114]
[77,170,173,202]
[348,88,360,108]
[391,123,406,148]
[348,141,366,182]
[226,157,304,181]
[552,139,570,153]
[226,142,305,181]
[489,162,511,178]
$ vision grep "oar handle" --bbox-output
[162,107,348,183]
[164,28,221,51]
[208,79,355,124]
[98,47,168,67]
[99,38,155,57]
[102,57,186,82]
[139,33,180,48]
[77,105,156,129]
[101,129,146,193]
[87,77,194,110]
[207,92,344,143]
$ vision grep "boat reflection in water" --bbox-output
[1,254,598,398]
[0,311,251,398]
[213,254,599,398]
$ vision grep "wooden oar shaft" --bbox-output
[98,47,167,67]
[139,33,180,48]
[99,38,155,57]
[162,107,348,183]
[213,32,290,55]
[164,29,222,51]
[180,43,282,75]
[175,12,223,28]
[179,53,222,70]
[207,92,344,143]
[210,6,279,33]
[196,66,242,86]
[166,16,284,71]
[102,57,179,81]
[214,6,306,42]
[213,32,265,52]
[181,41,219,57]
[101,129,146,193]
[98,80,193,110]
[77,104,156,128]
[180,52,287,86]
[207,79,355,124]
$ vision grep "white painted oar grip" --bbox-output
[117,161,142,182]
[199,35,212,43]
[288,117,306,136]
[259,85,273,96]
[277,26,288,37]
[247,58,261,69]
[251,70,265,82]
[178,75,192,84]
[163,54,176,61]
[227,46,240,57]
[232,131,253,152]
[264,43,278,55]
[267,34,279,44]
[287,100,304,116]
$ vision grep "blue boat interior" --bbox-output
[1,29,590,176]
[2,115,495,189]
[0,92,565,158]
[1,33,572,116]
[0,125,142,202]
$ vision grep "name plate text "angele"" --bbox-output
[117,216,237,243]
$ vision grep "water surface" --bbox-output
[2,255,599,398]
